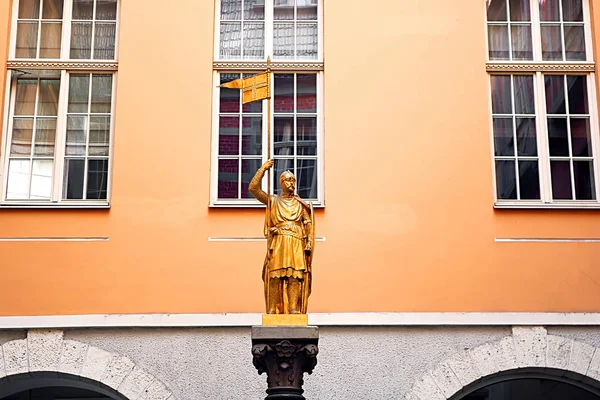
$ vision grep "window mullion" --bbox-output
[61,0,74,60]
[530,0,543,61]
[585,72,600,201]
[53,70,69,202]
[535,71,552,202]
[265,0,274,58]
[583,0,593,62]
[1,77,18,201]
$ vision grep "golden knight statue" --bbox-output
[249,159,314,314]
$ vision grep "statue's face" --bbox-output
[280,175,296,194]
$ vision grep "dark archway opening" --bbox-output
[452,368,600,400]
[0,372,127,400]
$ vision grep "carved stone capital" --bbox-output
[251,326,319,400]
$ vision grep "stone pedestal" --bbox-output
[251,326,319,400]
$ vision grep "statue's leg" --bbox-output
[268,277,283,314]
[287,277,302,314]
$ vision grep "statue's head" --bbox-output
[279,170,296,195]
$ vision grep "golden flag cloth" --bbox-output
[220,73,270,104]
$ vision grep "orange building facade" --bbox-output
[0,1,599,399]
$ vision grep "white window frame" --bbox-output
[209,70,324,207]
[8,0,120,62]
[214,0,323,63]
[485,0,600,208]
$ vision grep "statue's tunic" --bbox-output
[265,195,310,280]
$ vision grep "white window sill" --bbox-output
[495,201,600,209]
[210,200,324,208]
[0,202,110,209]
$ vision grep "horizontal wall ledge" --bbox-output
[0,313,599,329]
[487,62,595,72]
[8,60,119,71]
[213,61,324,71]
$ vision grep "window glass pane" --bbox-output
[275,74,294,112]
[296,74,316,113]
[567,75,588,114]
[297,0,317,20]
[565,25,586,61]
[496,160,517,199]
[242,116,262,155]
[220,22,242,58]
[297,159,317,199]
[88,116,110,156]
[487,0,507,21]
[274,23,294,59]
[491,75,512,114]
[15,80,38,115]
[516,118,537,156]
[519,160,540,200]
[513,75,534,114]
[16,22,38,58]
[488,25,509,60]
[545,75,566,114]
[11,119,34,155]
[94,22,116,59]
[38,79,60,116]
[574,161,595,200]
[220,74,241,113]
[39,22,62,58]
[34,118,56,156]
[218,159,239,199]
[221,0,242,20]
[548,118,569,156]
[6,160,31,199]
[562,0,583,21]
[63,158,85,199]
[244,0,264,19]
[91,74,112,113]
[274,0,295,20]
[509,0,530,21]
[42,0,63,19]
[274,117,294,155]
[243,22,265,59]
[19,0,41,19]
[551,160,573,199]
[493,118,514,156]
[274,158,294,196]
[68,74,90,112]
[541,25,563,60]
[30,159,53,199]
[86,159,108,199]
[540,0,560,21]
[66,116,87,156]
[72,0,94,19]
[241,158,262,198]
[219,116,240,155]
[511,25,532,60]
[570,118,591,157]
[297,117,317,156]
[70,22,93,58]
[96,0,117,20]
[296,23,317,59]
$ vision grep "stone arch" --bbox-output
[404,326,600,400]
[0,330,175,400]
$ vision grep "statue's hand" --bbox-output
[305,241,312,252]
[261,159,274,171]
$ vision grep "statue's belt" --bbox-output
[270,222,304,240]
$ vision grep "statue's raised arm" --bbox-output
[248,159,274,205]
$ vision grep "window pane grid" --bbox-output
[70,0,117,60]
[219,0,265,60]
[16,0,64,59]
[487,0,533,61]
[539,0,587,61]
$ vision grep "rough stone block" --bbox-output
[117,365,155,399]
[446,350,481,387]
[2,340,28,375]
[102,356,135,389]
[569,340,596,375]
[546,335,572,370]
[430,362,462,398]
[403,392,421,400]
[513,326,547,367]
[410,374,445,400]
[27,329,63,372]
[586,348,600,381]
[492,336,518,371]
[139,379,173,400]
[468,343,499,376]
[59,340,89,375]
[81,346,115,382]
